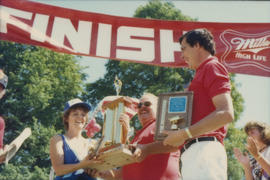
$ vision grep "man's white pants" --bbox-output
[181,140,227,180]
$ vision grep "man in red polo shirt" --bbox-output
[99,93,180,180]
[163,29,234,180]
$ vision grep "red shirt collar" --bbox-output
[196,56,217,71]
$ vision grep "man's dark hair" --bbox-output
[179,28,216,55]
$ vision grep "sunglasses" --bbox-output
[137,101,151,109]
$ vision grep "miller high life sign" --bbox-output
[220,30,270,76]
[1,0,270,77]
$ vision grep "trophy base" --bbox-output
[90,144,135,171]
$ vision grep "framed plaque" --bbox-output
[155,91,193,140]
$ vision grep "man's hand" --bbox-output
[98,170,114,179]
[98,169,122,180]
[163,129,188,147]
[119,113,130,144]
[0,145,9,164]
[0,154,6,164]
[132,144,148,163]
[84,168,98,177]
[119,113,130,131]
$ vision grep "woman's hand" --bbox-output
[80,154,103,169]
[246,137,260,158]
[233,147,250,168]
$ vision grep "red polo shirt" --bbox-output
[188,57,231,143]
[122,120,180,180]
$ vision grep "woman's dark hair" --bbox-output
[62,105,89,131]
[244,121,270,145]
[179,28,216,55]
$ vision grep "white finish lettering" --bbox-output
[96,23,112,57]
[116,26,154,62]
[0,6,32,33]
[51,17,92,54]
[30,14,49,42]
[160,30,181,63]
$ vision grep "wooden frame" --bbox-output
[155,91,193,141]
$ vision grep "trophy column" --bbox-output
[90,96,137,171]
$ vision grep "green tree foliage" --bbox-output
[134,0,196,21]
[225,74,246,180]
[225,123,247,180]
[84,0,245,179]
[0,41,86,179]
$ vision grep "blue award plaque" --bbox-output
[169,96,187,113]
[155,91,193,140]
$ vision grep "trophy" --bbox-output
[155,91,193,140]
[90,77,137,171]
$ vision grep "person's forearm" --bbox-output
[254,154,270,176]
[189,109,233,138]
[144,141,178,155]
[243,166,253,180]
[54,162,85,176]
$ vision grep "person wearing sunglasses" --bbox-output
[163,28,234,180]
[98,93,180,180]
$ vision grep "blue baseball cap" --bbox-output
[64,98,91,112]
[0,71,8,89]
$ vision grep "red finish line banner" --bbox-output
[1,0,270,77]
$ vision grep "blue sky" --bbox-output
[34,0,270,128]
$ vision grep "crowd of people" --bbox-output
[48,29,270,180]
[1,28,269,180]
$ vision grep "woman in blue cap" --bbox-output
[50,98,101,180]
